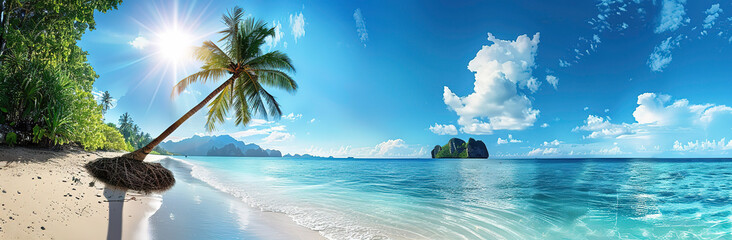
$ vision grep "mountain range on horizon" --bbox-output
[159,135,282,157]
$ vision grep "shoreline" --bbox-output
[151,156,325,240]
[0,147,164,240]
[0,147,324,240]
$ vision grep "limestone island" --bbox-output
[431,138,489,158]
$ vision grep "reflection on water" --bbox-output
[175,157,732,239]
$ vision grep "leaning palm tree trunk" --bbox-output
[123,75,237,161]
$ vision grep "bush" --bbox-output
[5,132,17,146]
[100,124,127,151]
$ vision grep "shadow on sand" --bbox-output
[104,187,127,240]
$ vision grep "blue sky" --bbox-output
[80,0,732,158]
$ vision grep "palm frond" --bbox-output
[245,51,295,73]
[205,83,232,131]
[218,6,245,49]
[253,69,297,93]
[172,68,228,97]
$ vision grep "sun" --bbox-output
[154,28,195,64]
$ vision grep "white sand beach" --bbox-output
[0,147,324,240]
[0,147,163,240]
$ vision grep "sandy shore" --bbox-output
[0,147,164,240]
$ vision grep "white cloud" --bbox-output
[604,109,610,113]
[542,139,562,146]
[540,123,549,128]
[300,139,428,158]
[574,93,732,140]
[497,134,522,144]
[129,36,150,50]
[248,119,274,127]
[289,12,305,43]
[584,107,589,111]
[559,59,571,67]
[183,89,201,96]
[673,138,732,152]
[573,115,633,139]
[282,113,302,121]
[443,33,541,135]
[265,20,284,49]
[648,35,683,72]
[545,75,559,90]
[353,8,368,47]
[590,146,624,155]
[527,147,560,156]
[655,0,688,33]
[230,125,286,138]
[633,93,732,127]
[263,131,294,143]
[309,118,316,123]
[703,4,723,29]
[429,124,458,135]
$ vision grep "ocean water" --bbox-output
[152,157,732,239]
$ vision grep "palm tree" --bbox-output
[118,112,133,139]
[100,91,113,117]
[123,7,297,161]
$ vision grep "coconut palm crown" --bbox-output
[123,6,297,161]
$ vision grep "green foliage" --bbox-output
[5,132,17,146]
[0,0,125,151]
[435,142,469,158]
[115,112,171,154]
[175,7,297,132]
[100,123,127,151]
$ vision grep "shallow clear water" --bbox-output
[159,157,732,239]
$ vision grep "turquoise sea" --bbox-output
[149,157,732,239]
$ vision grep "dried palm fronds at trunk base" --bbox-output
[84,157,175,192]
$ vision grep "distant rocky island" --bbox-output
[431,138,489,158]
[159,135,282,157]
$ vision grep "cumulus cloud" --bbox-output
[703,4,723,29]
[353,8,368,47]
[545,75,559,90]
[309,118,316,123]
[542,139,562,146]
[265,20,284,49]
[429,124,458,135]
[443,33,541,135]
[633,93,732,127]
[673,138,732,152]
[129,36,150,50]
[655,0,688,33]
[263,131,294,143]
[289,12,305,43]
[648,35,683,72]
[540,123,549,128]
[574,93,732,139]
[573,115,633,139]
[497,134,522,144]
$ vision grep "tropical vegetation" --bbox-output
[0,0,127,151]
[124,7,298,161]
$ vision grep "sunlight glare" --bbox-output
[155,28,194,64]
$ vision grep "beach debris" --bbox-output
[41,226,45,230]
[84,157,175,192]
[89,181,95,187]
[37,176,41,179]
